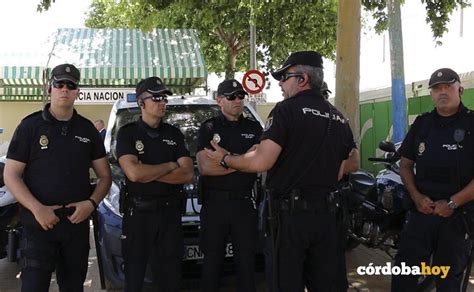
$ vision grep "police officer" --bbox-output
[197,79,262,292]
[321,81,331,100]
[4,64,112,292]
[205,51,356,291]
[392,68,474,291]
[116,77,193,292]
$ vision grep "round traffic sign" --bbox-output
[242,70,266,94]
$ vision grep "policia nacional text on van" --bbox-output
[4,64,112,292]
[205,51,358,292]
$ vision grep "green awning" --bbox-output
[0,28,208,101]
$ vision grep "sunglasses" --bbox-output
[280,72,303,82]
[52,80,78,90]
[224,93,246,101]
[142,95,168,103]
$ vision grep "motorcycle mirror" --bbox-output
[379,141,396,153]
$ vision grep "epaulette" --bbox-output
[201,116,217,126]
[120,121,138,130]
[419,111,431,117]
[21,110,42,121]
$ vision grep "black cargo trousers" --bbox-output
[20,208,90,292]
[264,194,338,292]
[121,196,183,292]
[199,190,258,292]
[391,211,471,292]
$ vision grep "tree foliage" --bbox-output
[38,0,471,77]
[362,0,471,43]
[83,0,338,79]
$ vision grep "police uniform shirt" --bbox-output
[197,113,262,190]
[116,117,190,197]
[7,103,106,205]
[261,89,354,195]
[399,104,474,199]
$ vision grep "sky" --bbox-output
[0,0,91,65]
[1,1,474,102]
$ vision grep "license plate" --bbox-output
[183,243,233,261]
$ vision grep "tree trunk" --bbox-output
[225,48,237,79]
[335,0,361,143]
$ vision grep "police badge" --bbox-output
[418,142,425,156]
[135,140,145,154]
[213,133,221,144]
[39,135,49,149]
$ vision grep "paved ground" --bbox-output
[2,234,474,291]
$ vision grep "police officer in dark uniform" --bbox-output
[205,51,356,292]
[197,79,262,292]
[116,77,193,292]
[321,81,331,100]
[4,64,112,292]
[392,68,474,291]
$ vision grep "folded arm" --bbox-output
[157,156,194,184]
[118,154,179,183]
[205,139,281,173]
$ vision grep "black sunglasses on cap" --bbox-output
[224,93,246,101]
[142,95,168,103]
[52,80,78,90]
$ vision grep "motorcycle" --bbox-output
[340,141,408,254]
[338,141,436,290]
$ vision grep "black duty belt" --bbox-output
[54,207,75,219]
[128,195,181,212]
[276,191,331,212]
[205,189,252,201]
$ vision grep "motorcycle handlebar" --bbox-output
[368,155,400,164]
[368,157,390,162]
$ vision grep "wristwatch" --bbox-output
[219,153,230,169]
[447,199,459,210]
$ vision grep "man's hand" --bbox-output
[66,200,96,224]
[412,193,435,215]
[433,200,454,218]
[32,204,62,231]
[204,140,230,164]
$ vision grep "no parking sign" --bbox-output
[242,70,266,94]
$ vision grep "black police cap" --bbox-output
[217,79,248,96]
[272,51,323,81]
[428,68,460,88]
[51,64,80,84]
[136,77,172,97]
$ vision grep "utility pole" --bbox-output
[248,0,258,108]
[250,24,256,70]
[388,0,407,143]
[335,0,361,142]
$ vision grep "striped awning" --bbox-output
[0,28,208,101]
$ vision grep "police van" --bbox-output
[97,93,265,288]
